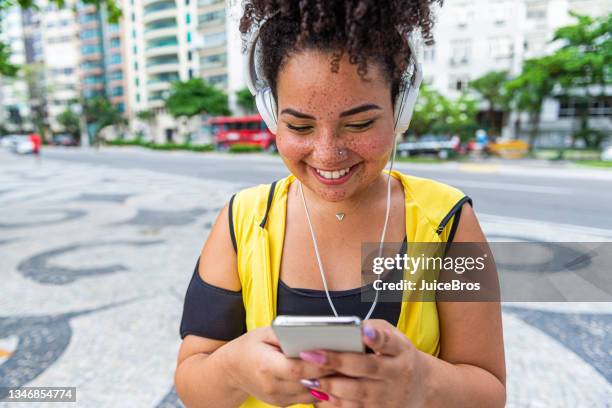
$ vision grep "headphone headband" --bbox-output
[244,12,423,135]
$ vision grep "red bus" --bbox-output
[209,114,276,152]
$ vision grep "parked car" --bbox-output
[1,134,23,149]
[13,135,36,154]
[602,146,612,162]
[53,134,78,146]
[397,135,459,158]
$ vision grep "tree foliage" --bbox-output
[83,97,126,143]
[165,78,230,118]
[547,12,612,148]
[410,84,478,140]
[57,108,81,138]
[236,87,256,113]
[469,70,511,135]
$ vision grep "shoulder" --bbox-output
[395,171,472,235]
[230,175,291,235]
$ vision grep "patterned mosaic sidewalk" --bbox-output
[0,152,610,407]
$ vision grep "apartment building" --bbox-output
[425,0,611,143]
[76,4,128,115]
[0,6,31,133]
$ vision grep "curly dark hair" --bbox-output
[239,0,443,105]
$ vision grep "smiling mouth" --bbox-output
[308,163,361,184]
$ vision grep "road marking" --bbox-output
[479,212,612,240]
[439,179,572,195]
[459,163,500,173]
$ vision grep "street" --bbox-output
[0,147,611,407]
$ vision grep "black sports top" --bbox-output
[179,205,464,341]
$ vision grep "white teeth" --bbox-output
[315,166,351,179]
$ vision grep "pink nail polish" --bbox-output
[310,389,329,401]
[299,351,327,364]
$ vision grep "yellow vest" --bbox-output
[230,169,470,408]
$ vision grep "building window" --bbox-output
[204,74,227,87]
[200,53,226,69]
[109,53,122,64]
[133,45,138,54]
[110,38,120,48]
[450,39,471,65]
[489,36,513,59]
[186,13,191,24]
[187,32,192,43]
[198,10,225,25]
[449,75,470,91]
[202,31,226,48]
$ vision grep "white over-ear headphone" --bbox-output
[244,14,423,135]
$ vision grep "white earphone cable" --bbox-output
[298,136,398,320]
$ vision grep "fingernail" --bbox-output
[300,378,321,388]
[309,389,329,401]
[364,326,377,340]
[299,351,327,364]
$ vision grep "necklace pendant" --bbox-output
[335,212,345,221]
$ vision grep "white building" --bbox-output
[122,0,245,143]
[39,1,81,133]
[0,7,32,133]
[425,0,611,144]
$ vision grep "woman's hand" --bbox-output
[298,319,428,408]
[222,326,336,407]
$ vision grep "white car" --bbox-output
[7,135,36,154]
[1,135,20,149]
[602,146,612,162]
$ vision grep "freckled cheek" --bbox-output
[276,133,312,162]
[345,135,392,161]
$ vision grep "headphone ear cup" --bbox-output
[393,82,420,135]
[255,87,278,134]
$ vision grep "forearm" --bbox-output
[175,343,249,408]
[420,352,506,408]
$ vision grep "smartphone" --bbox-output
[272,315,364,357]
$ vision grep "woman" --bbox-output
[175,1,506,407]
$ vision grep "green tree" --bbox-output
[469,70,511,136]
[410,84,448,137]
[165,78,231,118]
[236,87,256,113]
[83,97,126,146]
[57,108,81,139]
[0,42,18,76]
[136,110,155,140]
[505,56,560,152]
[548,12,612,148]
[410,84,478,140]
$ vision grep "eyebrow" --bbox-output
[280,103,382,120]
[339,104,382,118]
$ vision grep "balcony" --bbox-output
[144,26,178,41]
[146,62,181,75]
[143,0,174,6]
[147,80,172,92]
[145,46,179,59]
[143,8,177,25]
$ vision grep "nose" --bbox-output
[312,128,347,167]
